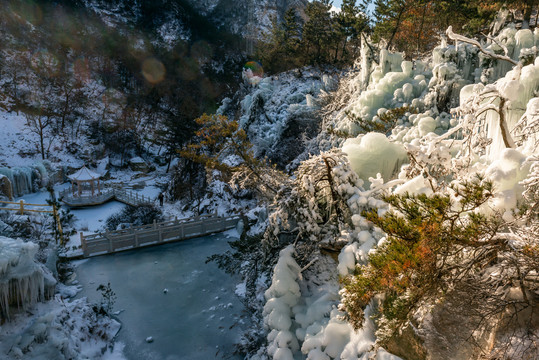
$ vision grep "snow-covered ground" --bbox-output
[0,111,84,168]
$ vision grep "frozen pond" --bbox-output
[73,231,248,360]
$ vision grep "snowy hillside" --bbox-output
[82,0,307,45]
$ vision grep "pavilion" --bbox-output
[67,166,102,197]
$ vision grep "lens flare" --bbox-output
[142,58,166,84]
[243,61,264,85]
[191,41,213,63]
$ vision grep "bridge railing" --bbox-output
[112,188,151,205]
[81,214,241,257]
[59,185,153,206]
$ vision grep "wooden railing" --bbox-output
[0,200,53,215]
[0,200,64,243]
[80,214,242,258]
[111,188,152,206]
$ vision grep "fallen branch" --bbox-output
[298,256,319,280]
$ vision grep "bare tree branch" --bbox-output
[446,26,518,66]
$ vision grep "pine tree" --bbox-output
[282,8,303,57]
[180,114,285,198]
[256,8,304,73]
[340,178,539,353]
[303,0,334,65]
[335,0,370,62]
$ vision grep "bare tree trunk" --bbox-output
[498,98,515,148]
[38,117,46,160]
[166,153,172,173]
[387,6,407,50]
[416,2,428,58]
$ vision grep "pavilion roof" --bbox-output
[68,166,101,181]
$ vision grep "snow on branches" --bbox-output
[265,149,383,264]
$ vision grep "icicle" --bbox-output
[0,163,49,197]
[0,236,54,320]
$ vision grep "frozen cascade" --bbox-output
[0,163,49,198]
[514,29,534,61]
[342,133,408,185]
[477,58,539,160]
[263,239,401,359]
[0,236,56,319]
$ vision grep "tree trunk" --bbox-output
[166,153,173,173]
[387,6,407,50]
[62,85,70,132]
[524,3,533,25]
[39,118,46,160]
[416,2,428,58]
[498,98,515,148]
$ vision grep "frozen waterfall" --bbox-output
[0,163,50,198]
[0,236,56,320]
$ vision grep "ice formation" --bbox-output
[0,163,49,198]
[0,236,56,319]
[220,68,337,164]
[484,148,531,220]
[263,234,400,359]
[342,133,408,184]
[0,296,121,359]
[258,22,539,360]
[263,245,302,360]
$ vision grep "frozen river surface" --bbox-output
[74,231,248,360]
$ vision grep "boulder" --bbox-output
[385,281,539,360]
[0,175,13,200]
[129,157,149,173]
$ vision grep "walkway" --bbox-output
[76,214,241,258]
[59,186,152,207]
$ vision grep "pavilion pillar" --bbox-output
[77,180,81,197]
[91,180,95,196]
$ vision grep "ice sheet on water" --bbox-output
[74,233,249,360]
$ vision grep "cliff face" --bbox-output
[185,0,307,34]
[79,0,307,44]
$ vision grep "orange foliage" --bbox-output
[393,1,439,58]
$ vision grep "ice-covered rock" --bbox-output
[0,236,56,320]
[342,133,408,186]
[0,174,12,199]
